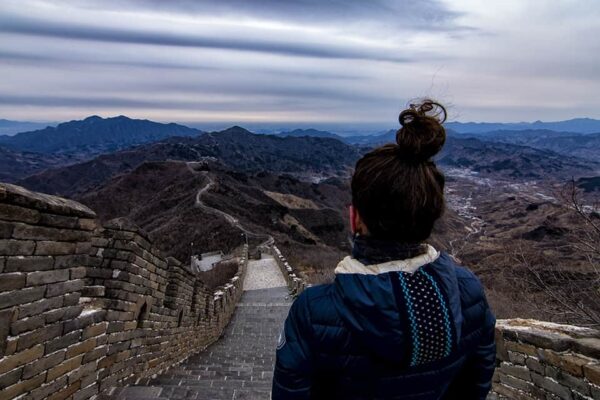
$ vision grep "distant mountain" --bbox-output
[344,129,396,146]
[0,115,202,157]
[460,130,600,162]
[0,146,78,182]
[278,128,343,140]
[19,126,362,196]
[439,137,599,180]
[0,119,54,136]
[446,118,600,134]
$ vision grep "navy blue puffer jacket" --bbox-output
[272,239,496,399]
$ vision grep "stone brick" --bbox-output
[63,292,81,306]
[34,241,77,256]
[0,343,44,375]
[28,375,68,400]
[22,349,66,379]
[0,203,40,223]
[45,330,81,354]
[70,266,86,279]
[0,220,14,238]
[539,350,592,377]
[556,370,591,396]
[82,285,105,297]
[12,224,90,242]
[0,285,45,309]
[0,239,35,256]
[531,373,572,400]
[508,351,527,365]
[0,272,26,292]
[54,254,88,269]
[574,339,600,359]
[46,380,80,400]
[72,382,98,400]
[0,308,13,356]
[0,367,23,389]
[83,345,107,363]
[77,218,97,231]
[17,323,62,351]
[11,315,45,335]
[46,279,84,297]
[83,322,108,339]
[18,296,63,319]
[68,361,97,385]
[46,354,84,382]
[45,305,83,324]
[66,338,97,358]
[38,213,78,229]
[585,364,600,386]
[26,269,70,286]
[1,372,46,399]
[5,255,54,272]
[526,357,545,374]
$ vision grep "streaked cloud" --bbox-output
[0,0,599,127]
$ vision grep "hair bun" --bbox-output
[396,100,447,162]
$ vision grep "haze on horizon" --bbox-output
[1,0,600,128]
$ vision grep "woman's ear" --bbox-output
[349,205,368,235]
[349,205,357,233]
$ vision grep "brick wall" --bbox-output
[492,319,600,399]
[0,183,247,400]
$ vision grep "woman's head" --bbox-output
[351,100,447,243]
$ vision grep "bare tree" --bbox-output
[510,180,600,327]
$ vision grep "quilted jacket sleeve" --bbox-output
[444,282,497,400]
[272,291,314,400]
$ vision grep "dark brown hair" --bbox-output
[351,100,447,242]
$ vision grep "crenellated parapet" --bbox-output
[0,183,247,399]
[266,245,309,295]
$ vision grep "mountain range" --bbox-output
[0,115,201,157]
[2,114,598,194]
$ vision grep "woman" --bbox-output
[272,100,496,399]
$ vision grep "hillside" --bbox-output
[460,129,600,162]
[19,126,362,196]
[0,146,79,182]
[77,160,352,266]
[0,115,202,157]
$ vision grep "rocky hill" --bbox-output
[0,146,80,182]
[18,126,362,197]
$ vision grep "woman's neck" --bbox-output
[351,235,427,266]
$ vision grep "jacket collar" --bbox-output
[335,244,440,275]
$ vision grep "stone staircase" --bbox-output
[105,257,291,400]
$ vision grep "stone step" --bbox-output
[107,285,292,400]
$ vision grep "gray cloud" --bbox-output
[1,0,600,124]
[0,14,415,63]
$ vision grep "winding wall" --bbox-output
[0,183,247,400]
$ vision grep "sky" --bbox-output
[1,0,600,130]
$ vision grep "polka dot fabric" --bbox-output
[395,269,454,366]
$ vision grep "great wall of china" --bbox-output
[1,182,600,399]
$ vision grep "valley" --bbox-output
[1,115,598,326]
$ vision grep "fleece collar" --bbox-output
[334,244,440,275]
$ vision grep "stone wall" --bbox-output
[267,245,308,295]
[0,183,247,400]
[492,319,600,399]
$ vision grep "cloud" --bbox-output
[0,12,417,63]
[0,0,600,124]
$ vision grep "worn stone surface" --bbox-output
[109,286,291,400]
